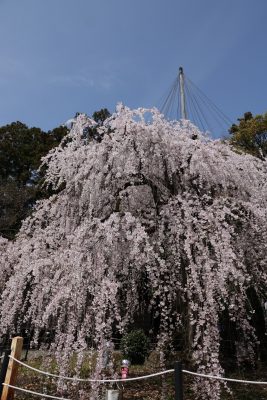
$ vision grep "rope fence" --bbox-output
[2,362,267,400]
[182,369,267,385]
[1,338,267,400]
[9,355,267,385]
[2,384,70,400]
[9,355,174,383]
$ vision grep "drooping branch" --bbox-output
[0,106,266,400]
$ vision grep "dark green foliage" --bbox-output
[120,329,150,365]
[83,108,112,143]
[0,122,68,239]
[229,111,267,158]
[92,108,111,125]
[0,122,68,185]
[0,179,36,238]
[47,126,68,144]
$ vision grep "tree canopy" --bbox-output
[0,106,266,400]
[0,121,68,238]
[92,108,111,125]
[0,122,68,184]
[229,111,267,158]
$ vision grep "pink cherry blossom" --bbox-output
[0,106,266,399]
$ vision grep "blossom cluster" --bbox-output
[0,106,266,399]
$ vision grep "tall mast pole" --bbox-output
[179,67,187,119]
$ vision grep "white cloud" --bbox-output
[49,69,120,91]
[49,74,95,88]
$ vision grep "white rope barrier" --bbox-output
[10,356,173,383]
[10,355,267,386]
[2,383,70,400]
[182,369,267,385]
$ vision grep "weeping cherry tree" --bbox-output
[0,105,267,399]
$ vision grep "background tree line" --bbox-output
[0,109,110,239]
[229,111,267,158]
[0,108,265,240]
[0,122,68,239]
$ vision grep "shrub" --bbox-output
[120,329,150,365]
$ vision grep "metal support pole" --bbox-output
[23,337,30,362]
[0,351,10,397]
[174,361,184,400]
[179,67,187,120]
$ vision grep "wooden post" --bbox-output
[1,337,23,400]
[174,361,184,400]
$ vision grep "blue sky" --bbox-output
[0,0,266,137]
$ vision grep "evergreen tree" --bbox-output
[0,122,68,238]
[229,111,267,158]
[92,108,111,125]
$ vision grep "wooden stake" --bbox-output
[1,337,23,400]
